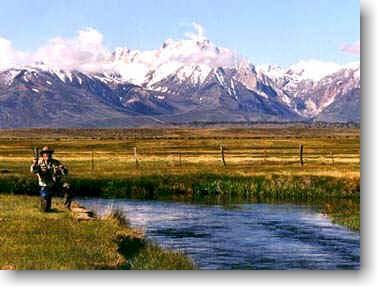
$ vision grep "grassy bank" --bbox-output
[0,194,195,270]
[0,174,360,231]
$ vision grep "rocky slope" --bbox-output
[257,61,360,122]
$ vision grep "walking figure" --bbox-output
[30,146,71,212]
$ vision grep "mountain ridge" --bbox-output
[0,37,360,128]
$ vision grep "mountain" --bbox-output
[0,67,172,127]
[257,61,360,122]
[0,37,360,128]
[315,87,360,122]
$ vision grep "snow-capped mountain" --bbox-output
[0,35,360,128]
[257,61,360,121]
[107,40,360,123]
[0,66,177,127]
[258,60,345,82]
[109,38,242,86]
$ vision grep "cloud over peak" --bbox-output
[0,37,28,70]
[0,23,242,77]
[340,41,360,56]
[0,27,110,72]
[185,22,207,41]
[0,24,360,77]
[32,27,109,71]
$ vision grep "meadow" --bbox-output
[0,126,360,230]
[0,126,360,178]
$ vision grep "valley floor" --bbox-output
[0,127,360,178]
[0,127,360,269]
[0,127,360,233]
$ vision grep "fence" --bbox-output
[0,142,360,177]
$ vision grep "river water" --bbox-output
[79,199,360,270]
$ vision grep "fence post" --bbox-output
[263,147,267,162]
[178,152,182,167]
[134,146,139,167]
[330,151,334,166]
[299,144,304,167]
[91,149,95,172]
[220,145,226,167]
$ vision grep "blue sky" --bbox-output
[0,0,360,66]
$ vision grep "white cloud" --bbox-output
[0,28,110,72]
[340,41,360,56]
[185,22,207,41]
[0,37,28,70]
[32,27,110,71]
[0,23,239,78]
[0,24,358,82]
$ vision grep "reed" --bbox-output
[0,174,360,231]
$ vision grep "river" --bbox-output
[79,199,360,270]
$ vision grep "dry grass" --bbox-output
[0,127,360,179]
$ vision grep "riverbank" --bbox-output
[0,174,360,231]
[0,194,195,270]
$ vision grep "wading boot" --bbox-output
[40,197,51,212]
[63,183,72,209]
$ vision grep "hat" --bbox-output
[40,146,54,155]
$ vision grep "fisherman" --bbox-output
[30,146,71,212]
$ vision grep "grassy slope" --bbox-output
[0,195,195,270]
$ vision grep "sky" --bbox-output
[0,0,360,67]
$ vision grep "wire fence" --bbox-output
[0,143,360,177]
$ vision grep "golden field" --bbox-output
[0,127,360,179]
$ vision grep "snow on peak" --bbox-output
[344,61,360,79]
[287,60,343,81]
[110,47,131,62]
[155,37,240,68]
[256,64,285,79]
[107,25,244,85]
[258,60,360,82]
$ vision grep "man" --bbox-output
[30,146,71,212]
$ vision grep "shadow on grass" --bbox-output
[46,208,64,213]
[116,236,146,270]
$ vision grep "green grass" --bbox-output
[127,244,197,270]
[0,174,360,231]
[0,194,195,270]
